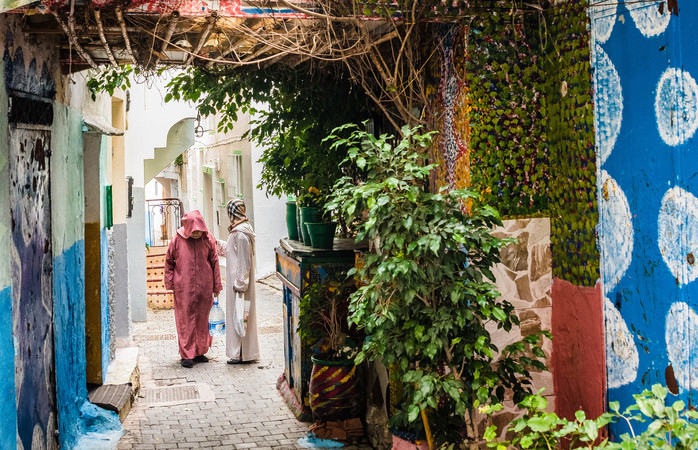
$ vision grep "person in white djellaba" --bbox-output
[216,198,260,364]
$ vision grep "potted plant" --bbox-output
[297,186,326,245]
[298,276,363,422]
[324,123,548,448]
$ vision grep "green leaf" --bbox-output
[407,404,420,422]
[483,425,498,441]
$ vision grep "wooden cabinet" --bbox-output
[275,238,357,421]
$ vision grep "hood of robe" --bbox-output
[231,221,256,251]
[177,210,209,239]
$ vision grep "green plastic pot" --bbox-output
[306,222,337,249]
[286,201,299,241]
[296,205,304,243]
[300,207,322,244]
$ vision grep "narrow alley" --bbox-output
[117,276,372,450]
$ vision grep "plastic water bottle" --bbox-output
[209,297,225,336]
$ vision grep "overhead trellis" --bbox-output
[13,1,350,70]
[11,0,549,131]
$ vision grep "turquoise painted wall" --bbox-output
[53,95,121,449]
[0,34,18,450]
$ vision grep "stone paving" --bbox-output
[117,276,374,450]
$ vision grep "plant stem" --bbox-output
[420,406,435,450]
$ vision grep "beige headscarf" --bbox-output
[227,198,249,232]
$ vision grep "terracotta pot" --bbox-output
[391,434,429,450]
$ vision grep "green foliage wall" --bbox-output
[465,12,548,216]
[450,1,598,286]
[544,0,599,287]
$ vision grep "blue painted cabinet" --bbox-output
[275,239,357,420]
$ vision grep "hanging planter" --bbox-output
[306,222,337,249]
[300,206,322,245]
[308,354,362,421]
[286,200,299,241]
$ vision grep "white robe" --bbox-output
[217,222,260,361]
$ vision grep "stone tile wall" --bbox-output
[478,217,554,437]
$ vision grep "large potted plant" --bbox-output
[298,276,363,422]
[324,124,548,448]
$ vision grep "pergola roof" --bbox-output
[10,1,389,72]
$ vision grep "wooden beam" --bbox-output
[185,13,217,66]
[153,11,180,67]
[116,7,138,64]
[94,8,118,67]
[51,10,98,69]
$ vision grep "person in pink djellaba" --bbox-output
[164,210,222,368]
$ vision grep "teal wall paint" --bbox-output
[0,287,16,449]
[52,100,122,448]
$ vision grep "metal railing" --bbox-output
[146,198,183,247]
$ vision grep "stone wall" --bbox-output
[479,217,554,435]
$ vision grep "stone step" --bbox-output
[89,347,140,423]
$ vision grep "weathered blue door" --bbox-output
[10,122,58,449]
[590,0,698,438]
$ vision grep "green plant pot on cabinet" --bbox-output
[300,207,322,244]
[286,201,299,241]
[306,222,336,249]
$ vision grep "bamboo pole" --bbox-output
[94,8,118,67]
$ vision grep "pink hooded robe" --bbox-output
[164,210,222,360]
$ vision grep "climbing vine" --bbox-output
[465,10,548,217]
[544,0,599,287]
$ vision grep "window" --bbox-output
[226,151,244,199]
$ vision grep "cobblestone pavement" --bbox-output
[118,276,374,450]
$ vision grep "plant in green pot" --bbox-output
[298,275,363,422]
[285,195,300,241]
[324,123,549,449]
[298,186,326,246]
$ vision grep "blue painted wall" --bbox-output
[101,228,110,383]
[52,97,122,449]
[590,0,698,438]
[0,286,17,449]
[0,20,17,448]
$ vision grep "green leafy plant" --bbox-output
[86,65,137,100]
[297,186,326,208]
[482,384,698,450]
[165,64,373,198]
[325,123,548,447]
[297,275,357,360]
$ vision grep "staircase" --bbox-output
[146,246,174,309]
